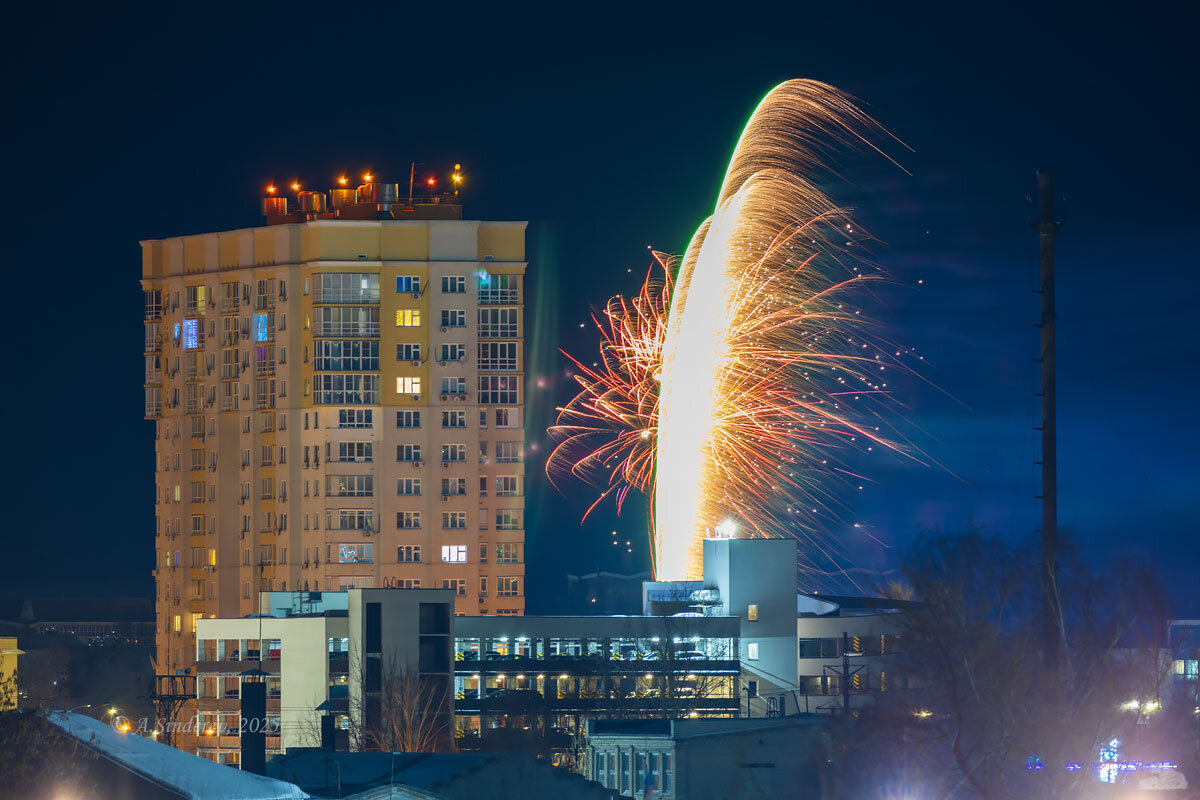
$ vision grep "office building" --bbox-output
[194,587,454,764]
[141,181,528,718]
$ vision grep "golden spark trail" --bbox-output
[550,79,919,583]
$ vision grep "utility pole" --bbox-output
[1033,171,1064,668]
[821,632,865,715]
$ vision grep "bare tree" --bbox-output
[354,657,453,753]
[825,531,1172,800]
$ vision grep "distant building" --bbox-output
[585,716,825,800]
[0,585,155,646]
[566,571,651,615]
[1168,618,1200,706]
[194,588,454,765]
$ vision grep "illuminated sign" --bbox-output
[173,323,181,340]
[183,319,198,350]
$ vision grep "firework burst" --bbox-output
[550,79,921,583]
[547,254,673,518]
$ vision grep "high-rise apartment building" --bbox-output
[141,184,527,692]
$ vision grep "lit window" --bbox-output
[254,313,271,342]
[338,543,373,564]
[397,377,421,395]
[183,319,199,349]
[442,545,467,563]
[747,642,759,661]
[396,276,421,294]
[396,309,421,327]
[497,577,520,597]
[747,604,758,621]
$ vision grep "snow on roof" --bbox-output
[45,711,309,800]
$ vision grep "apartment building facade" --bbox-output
[142,196,528,691]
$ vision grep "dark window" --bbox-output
[365,696,381,732]
[365,602,382,653]
[419,603,450,635]
[419,636,450,673]
[365,656,382,692]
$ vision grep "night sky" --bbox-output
[5,2,1196,609]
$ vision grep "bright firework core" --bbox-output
[551,79,914,583]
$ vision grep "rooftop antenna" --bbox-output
[408,162,424,207]
[1033,171,1064,667]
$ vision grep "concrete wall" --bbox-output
[703,538,799,698]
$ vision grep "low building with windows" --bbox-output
[585,716,825,800]
[195,539,909,771]
[452,613,741,766]
[194,587,454,764]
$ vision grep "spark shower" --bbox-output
[550,79,919,582]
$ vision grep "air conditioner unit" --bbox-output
[442,462,449,469]
[441,495,448,501]
[456,395,465,402]
[411,292,420,300]
[412,360,421,367]
[438,360,446,366]
[440,326,448,332]
[440,394,448,401]
[411,395,420,401]
[412,461,421,469]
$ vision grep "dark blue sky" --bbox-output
[5,1,1196,607]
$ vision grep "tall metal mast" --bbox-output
[1033,171,1063,666]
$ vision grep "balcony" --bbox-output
[478,289,519,305]
[314,322,380,338]
[144,336,163,354]
[313,288,380,304]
